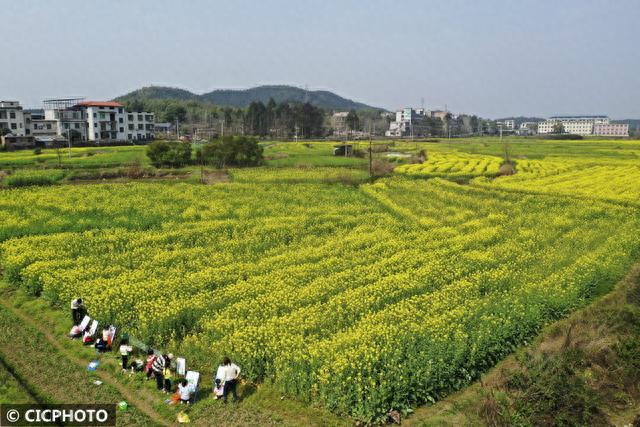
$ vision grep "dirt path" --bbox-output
[0,298,172,427]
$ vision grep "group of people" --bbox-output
[68,297,242,404]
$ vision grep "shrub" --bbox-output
[146,141,192,168]
[196,136,263,168]
[33,147,42,155]
[3,170,65,187]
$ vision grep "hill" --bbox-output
[115,85,383,111]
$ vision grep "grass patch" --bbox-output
[2,169,66,187]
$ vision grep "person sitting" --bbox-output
[68,324,82,339]
[95,337,108,353]
[177,379,194,404]
[71,298,86,326]
[214,363,225,399]
[101,327,112,351]
[82,328,95,346]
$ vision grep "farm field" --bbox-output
[0,136,639,424]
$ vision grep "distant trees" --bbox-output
[346,110,360,131]
[196,136,263,168]
[553,122,565,134]
[122,97,327,139]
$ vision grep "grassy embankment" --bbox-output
[404,263,640,427]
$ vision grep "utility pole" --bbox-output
[176,118,180,140]
[368,122,373,178]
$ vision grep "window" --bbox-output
[127,134,132,140]
[137,114,143,121]
[138,124,143,130]
[119,117,123,123]
[75,123,80,129]
[11,123,17,129]
[95,133,98,138]
[118,108,123,114]
[119,127,124,133]
[93,113,97,118]
[10,112,16,119]
[128,114,133,121]
[64,123,69,129]
[46,124,52,130]
[128,124,134,130]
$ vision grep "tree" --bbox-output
[146,141,192,167]
[553,122,564,134]
[346,109,360,131]
[164,104,187,123]
[196,136,263,168]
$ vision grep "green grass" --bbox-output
[0,146,149,169]
[2,169,66,187]
[0,361,37,404]
[262,141,368,167]
[0,293,155,425]
[0,283,350,426]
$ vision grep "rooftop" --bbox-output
[75,101,123,108]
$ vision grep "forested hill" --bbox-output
[115,85,383,111]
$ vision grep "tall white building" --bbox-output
[386,108,437,137]
[0,101,26,136]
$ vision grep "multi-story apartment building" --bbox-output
[126,111,155,141]
[538,116,609,136]
[593,123,629,137]
[386,108,434,137]
[0,101,26,136]
[496,119,515,130]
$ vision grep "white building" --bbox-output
[538,116,610,136]
[61,101,155,143]
[593,123,629,137]
[496,119,515,130]
[386,107,434,137]
[0,101,26,136]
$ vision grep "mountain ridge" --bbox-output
[115,85,384,111]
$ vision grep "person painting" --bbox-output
[220,356,241,403]
[177,379,194,404]
[70,298,86,325]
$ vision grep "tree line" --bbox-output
[122,97,495,139]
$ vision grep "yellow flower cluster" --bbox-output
[1,171,639,421]
[394,152,502,179]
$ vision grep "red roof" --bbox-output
[76,101,123,108]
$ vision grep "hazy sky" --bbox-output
[2,0,639,118]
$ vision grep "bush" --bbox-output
[33,147,42,155]
[196,136,263,168]
[3,170,65,187]
[543,134,584,140]
[146,141,192,168]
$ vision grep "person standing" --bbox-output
[221,356,241,403]
[119,338,133,371]
[152,353,166,392]
[70,298,86,325]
